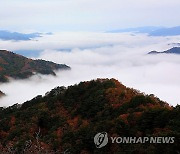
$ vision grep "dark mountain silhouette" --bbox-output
[0,78,179,153]
[148,47,180,55]
[0,50,70,82]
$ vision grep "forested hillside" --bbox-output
[0,79,179,153]
[0,50,70,82]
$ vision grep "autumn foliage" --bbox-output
[0,78,179,153]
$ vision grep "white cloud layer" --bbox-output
[0,32,180,107]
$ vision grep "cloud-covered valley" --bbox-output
[0,32,180,107]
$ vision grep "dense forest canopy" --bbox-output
[0,78,179,153]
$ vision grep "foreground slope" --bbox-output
[0,50,70,82]
[0,79,179,153]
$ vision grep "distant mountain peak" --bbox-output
[148,47,180,55]
[0,30,43,41]
[149,26,180,36]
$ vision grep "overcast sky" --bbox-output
[1,0,180,32]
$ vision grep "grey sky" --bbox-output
[1,0,180,32]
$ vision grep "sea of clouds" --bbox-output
[0,32,180,107]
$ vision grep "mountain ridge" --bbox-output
[148,47,180,55]
[0,50,70,82]
[0,78,179,153]
[0,30,42,41]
